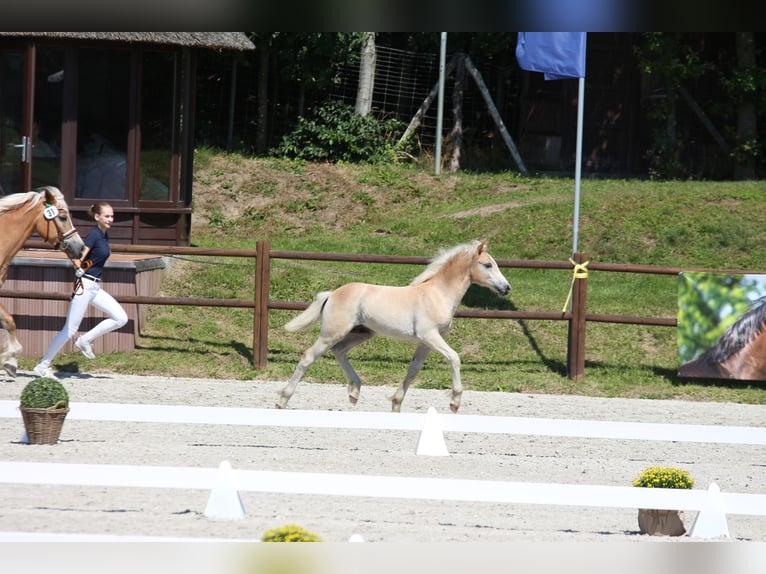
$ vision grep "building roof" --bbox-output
[0,32,254,50]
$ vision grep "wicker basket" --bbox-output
[637,508,686,536]
[20,402,69,445]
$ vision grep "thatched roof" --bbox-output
[0,32,254,50]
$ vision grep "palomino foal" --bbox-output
[278,239,511,412]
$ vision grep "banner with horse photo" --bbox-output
[678,272,766,381]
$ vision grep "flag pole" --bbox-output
[572,75,584,256]
[434,32,447,175]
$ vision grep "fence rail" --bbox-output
[14,240,766,378]
[2,459,763,518]
[4,400,766,445]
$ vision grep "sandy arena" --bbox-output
[1,371,765,544]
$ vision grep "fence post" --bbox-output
[253,240,270,368]
[567,252,588,381]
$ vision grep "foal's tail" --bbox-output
[284,291,332,332]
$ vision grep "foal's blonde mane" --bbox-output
[410,240,481,286]
[0,187,65,217]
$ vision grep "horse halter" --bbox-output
[42,201,79,251]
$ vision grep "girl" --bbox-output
[34,201,128,380]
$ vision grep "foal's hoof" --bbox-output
[450,403,459,413]
[275,402,283,409]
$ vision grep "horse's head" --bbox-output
[33,186,86,259]
[471,239,511,296]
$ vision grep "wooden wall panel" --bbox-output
[0,251,166,359]
[66,210,190,246]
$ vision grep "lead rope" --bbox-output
[71,260,93,299]
[42,200,85,297]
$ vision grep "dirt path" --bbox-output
[1,372,764,543]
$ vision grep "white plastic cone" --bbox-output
[204,460,246,520]
[689,482,730,539]
[416,407,449,456]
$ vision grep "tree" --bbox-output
[635,33,765,180]
[634,33,713,178]
[253,33,272,155]
[355,32,376,117]
[247,33,361,155]
[733,32,759,180]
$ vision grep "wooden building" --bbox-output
[0,33,253,359]
[0,32,254,246]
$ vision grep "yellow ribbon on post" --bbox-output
[562,257,589,313]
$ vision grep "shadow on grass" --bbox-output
[462,287,567,377]
[462,284,515,310]
[135,335,254,364]
[54,361,84,374]
[655,365,765,391]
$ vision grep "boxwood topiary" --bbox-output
[20,377,69,409]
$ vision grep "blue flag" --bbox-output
[515,32,587,80]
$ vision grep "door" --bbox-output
[30,46,64,190]
[0,44,64,196]
[0,46,32,195]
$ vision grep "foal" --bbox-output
[278,239,511,412]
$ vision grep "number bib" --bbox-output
[43,205,58,220]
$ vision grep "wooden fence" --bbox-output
[10,240,763,379]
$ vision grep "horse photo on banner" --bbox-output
[677,272,766,381]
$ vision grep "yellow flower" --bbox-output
[633,466,694,489]
[261,524,323,542]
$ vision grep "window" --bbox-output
[75,48,130,200]
[140,51,179,202]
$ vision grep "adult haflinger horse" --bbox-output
[0,186,85,377]
[278,239,511,413]
[678,297,766,381]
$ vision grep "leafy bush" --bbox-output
[20,377,69,409]
[273,101,412,164]
[260,524,323,542]
[633,466,694,489]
